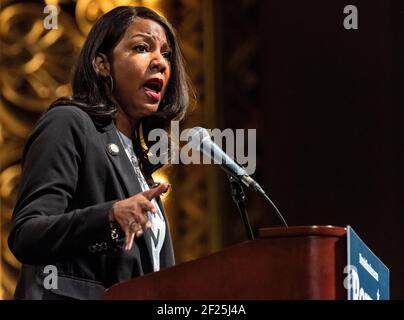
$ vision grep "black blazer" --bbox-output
[8,106,175,300]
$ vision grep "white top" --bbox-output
[117,130,166,272]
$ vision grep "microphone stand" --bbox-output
[228,175,254,240]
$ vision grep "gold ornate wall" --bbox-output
[0,0,217,299]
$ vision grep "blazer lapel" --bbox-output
[99,122,154,265]
[101,125,143,197]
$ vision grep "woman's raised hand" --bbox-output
[109,183,169,251]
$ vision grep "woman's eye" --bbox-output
[134,45,148,53]
[162,51,172,61]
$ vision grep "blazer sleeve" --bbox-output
[8,107,115,265]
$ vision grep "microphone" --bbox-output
[187,127,264,194]
[187,127,288,227]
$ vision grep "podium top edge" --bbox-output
[258,225,347,238]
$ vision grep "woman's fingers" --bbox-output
[115,183,171,251]
[124,229,135,251]
[124,221,146,251]
[142,183,170,201]
[139,199,157,215]
[132,222,144,237]
[134,207,151,225]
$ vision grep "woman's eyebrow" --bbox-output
[130,33,171,49]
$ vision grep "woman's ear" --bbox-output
[94,53,111,77]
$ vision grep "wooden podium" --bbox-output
[102,225,347,300]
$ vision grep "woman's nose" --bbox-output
[150,53,168,73]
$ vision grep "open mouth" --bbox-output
[143,78,163,102]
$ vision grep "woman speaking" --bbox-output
[8,6,190,300]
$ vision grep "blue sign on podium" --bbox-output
[346,226,389,300]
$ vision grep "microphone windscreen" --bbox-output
[187,127,211,151]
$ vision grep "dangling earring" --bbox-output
[107,74,114,95]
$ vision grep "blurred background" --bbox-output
[1,0,403,299]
